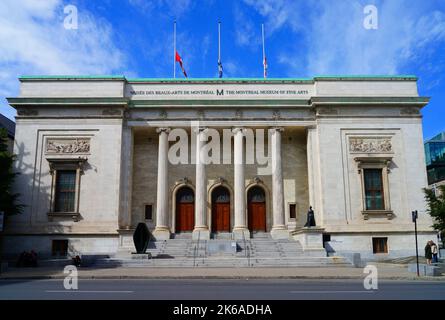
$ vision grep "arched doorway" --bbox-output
[176,186,194,232]
[247,186,266,232]
[211,186,230,232]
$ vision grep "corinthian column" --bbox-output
[270,127,288,239]
[232,127,249,240]
[193,127,210,240]
[153,127,171,240]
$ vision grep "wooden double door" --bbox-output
[211,186,230,232]
[176,187,194,232]
[247,186,267,232]
[176,185,267,233]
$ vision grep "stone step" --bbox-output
[92,256,350,268]
[117,238,310,262]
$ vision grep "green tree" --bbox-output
[424,185,445,239]
[0,128,23,216]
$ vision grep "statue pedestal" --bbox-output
[291,227,326,257]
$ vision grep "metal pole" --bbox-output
[218,21,221,63]
[261,23,266,78]
[173,20,176,79]
[414,215,419,276]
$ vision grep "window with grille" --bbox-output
[52,240,68,256]
[54,170,76,212]
[364,169,384,210]
[372,237,388,254]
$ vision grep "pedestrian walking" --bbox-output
[431,241,439,263]
[425,241,433,265]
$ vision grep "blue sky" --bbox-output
[0,0,444,139]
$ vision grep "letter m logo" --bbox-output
[216,89,224,96]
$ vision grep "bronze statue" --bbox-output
[304,206,316,227]
[133,223,150,254]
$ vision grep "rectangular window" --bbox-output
[289,204,296,219]
[372,237,388,254]
[52,240,68,257]
[364,169,384,210]
[55,170,76,212]
[145,204,153,220]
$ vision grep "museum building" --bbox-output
[2,75,436,261]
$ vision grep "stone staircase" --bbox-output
[93,235,351,268]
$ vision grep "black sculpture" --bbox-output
[133,223,150,254]
[304,206,316,227]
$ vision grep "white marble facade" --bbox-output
[3,76,436,260]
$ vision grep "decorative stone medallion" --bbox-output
[159,110,168,119]
[46,138,91,154]
[272,110,281,120]
[349,137,392,153]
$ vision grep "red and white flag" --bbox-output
[175,51,188,78]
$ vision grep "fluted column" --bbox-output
[118,125,133,230]
[232,127,249,239]
[270,127,288,239]
[153,127,171,240]
[193,127,210,240]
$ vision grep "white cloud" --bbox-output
[244,0,445,77]
[128,0,193,18]
[243,0,294,33]
[233,4,260,48]
[223,61,239,77]
[0,0,129,120]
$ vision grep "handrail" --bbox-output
[247,239,251,267]
[147,232,153,260]
[193,231,201,267]
[242,231,251,267]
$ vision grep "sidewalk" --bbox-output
[1,263,445,281]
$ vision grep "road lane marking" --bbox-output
[45,290,134,293]
[289,291,376,294]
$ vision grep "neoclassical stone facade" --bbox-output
[3,75,436,260]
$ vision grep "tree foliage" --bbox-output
[424,185,445,233]
[0,128,23,216]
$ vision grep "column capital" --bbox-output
[192,126,208,133]
[232,127,246,134]
[156,127,171,134]
[270,127,284,132]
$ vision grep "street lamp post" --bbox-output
[412,210,419,277]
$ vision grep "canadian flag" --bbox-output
[175,51,188,78]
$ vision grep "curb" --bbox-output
[1,275,445,281]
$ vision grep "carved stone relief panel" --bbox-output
[46,138,91,155]
[349,137,392,153]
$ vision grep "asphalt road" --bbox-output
[0,279,444,300]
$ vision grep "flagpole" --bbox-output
[262,23,266,78]
[173,20,176,79]
[218,21,221,62]
[218,21,221,78]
